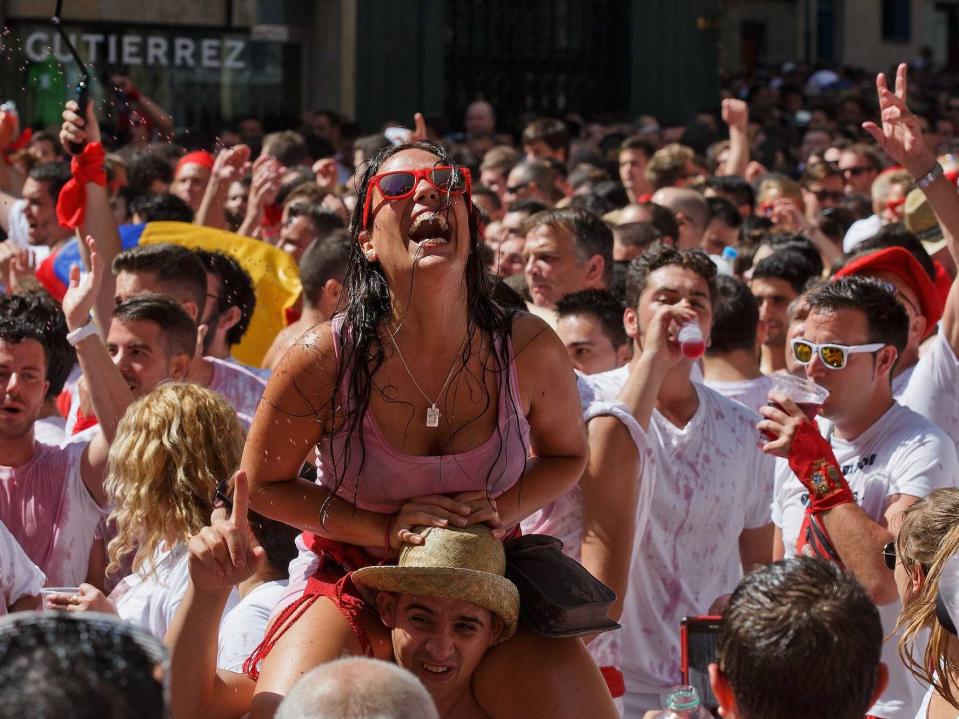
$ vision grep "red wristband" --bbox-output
[55,142,107,230]
[788,420,854,513]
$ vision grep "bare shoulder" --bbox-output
[509,311,562,358]
[264,319,339,409]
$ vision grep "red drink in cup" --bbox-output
[761,374,830,441]
[677,322,705,360]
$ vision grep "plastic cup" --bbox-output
[761,375,830,441]
[39,587,80,611]
[677,323,705,360]
[770,374,830,418]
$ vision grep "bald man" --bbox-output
[650,187,710,250]
[465,100,496,136]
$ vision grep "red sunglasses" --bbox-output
[362,165,472,229]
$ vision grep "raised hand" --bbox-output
[188,470,265,594]
[60,99,101,153]
[721,98,749,130]
[62,235,104,331]
[312,157,339,192]
[862,63,935,176]
[212,144,251,184]
[640,304,699,368]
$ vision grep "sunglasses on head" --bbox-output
[362,165,471,229]
[791,338,886,370]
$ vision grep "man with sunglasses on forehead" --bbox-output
[765,275,958,719]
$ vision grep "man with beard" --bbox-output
[0,238,136,585]
[749,250,819,375]
[0,162,74,266]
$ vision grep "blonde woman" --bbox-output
[893,488,959,719]
[47,383,244,638]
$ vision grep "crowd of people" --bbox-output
[0,54,959,719]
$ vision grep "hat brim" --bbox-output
[922,237,948,256]
[352,565,520,642]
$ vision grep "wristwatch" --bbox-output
[916,161,944,190]
[66,322,98,346]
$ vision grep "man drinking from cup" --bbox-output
[761,276,958,719]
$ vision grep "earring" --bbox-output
[366,251,378,262]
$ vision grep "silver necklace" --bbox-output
[387,329,468,428]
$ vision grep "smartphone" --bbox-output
[680,615,722,715]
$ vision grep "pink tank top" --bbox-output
[315,315,531,513]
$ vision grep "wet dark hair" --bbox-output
[624,241,717,310]
[112,293,197,359]
[112,243,207,312]
[708,275,759,355]
[706,195,742,230]
[196,250,256,347]
[759,232,825,277]
[718,558,882,719]
[752,250,819,295]
[0,293,75,396]
[805,276,908,357]
[317,140,526,513]
[28,162,71,203]
[130,193,194,223]
[0,614,165,718]
[706,175,755,210]
[299,229,351,307]
[556,289,627,349]
[637,201,680,244]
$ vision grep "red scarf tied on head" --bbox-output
[55,141,107,230]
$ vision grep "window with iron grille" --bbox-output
[882,0,911,43]
[443,0,630,133]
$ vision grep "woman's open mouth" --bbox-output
[408,213,452,245]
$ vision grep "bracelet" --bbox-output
[917,161,944,190]
[66,322,98,347]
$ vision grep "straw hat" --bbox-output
[353,525,520,642]
[904,187,948,256]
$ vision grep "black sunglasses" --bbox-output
[883,541,896,571]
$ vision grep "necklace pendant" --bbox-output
[426,405,440,428]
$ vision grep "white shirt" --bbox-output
[0,440,106,586]
[0,518,44,616]
[111,543,240,639]
[522,400,653,672]
[207,356,267,426]
[217,579,289,672]
[914,684,959,719]
[893,364,916,400]
[843,214,883,253]
[703,374,773,415]
[5,200,51,264]
[773,402,959,719]
[901,326,959,455]
[33,415,66,446]
[579,367,775,697]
